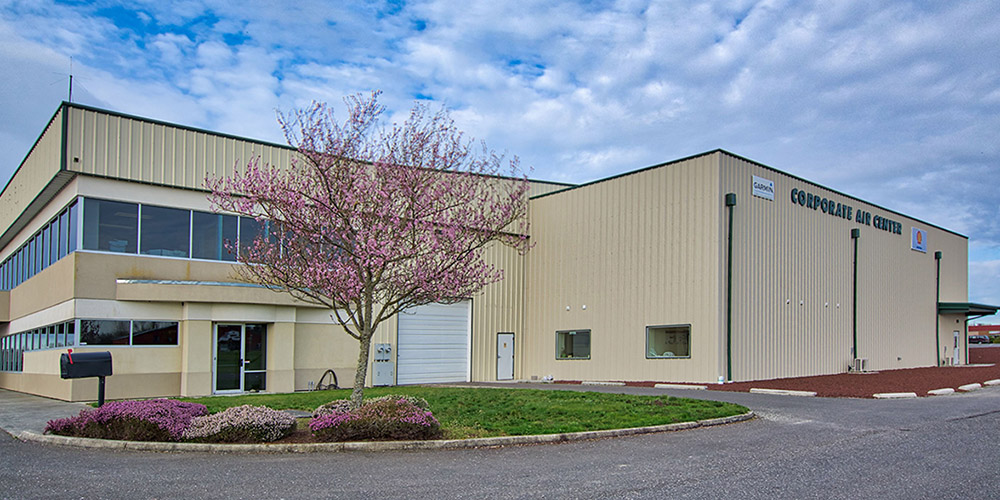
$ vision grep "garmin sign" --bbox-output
[752,176,775,201]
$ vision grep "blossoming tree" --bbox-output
[208,92,530,406]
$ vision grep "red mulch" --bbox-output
[558,346,1000,398]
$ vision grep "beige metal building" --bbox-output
[0,102,992,401]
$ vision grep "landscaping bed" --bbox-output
[48,387,747,445]
[578,347,1000,398]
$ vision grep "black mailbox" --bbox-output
[60,351,113,379]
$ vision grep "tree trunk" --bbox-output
[351,331,372,409]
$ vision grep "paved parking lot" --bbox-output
[1,384,998,499]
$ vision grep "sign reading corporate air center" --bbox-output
[789,187,903,236]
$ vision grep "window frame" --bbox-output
[555,329,591,360]
[645,324,692,359]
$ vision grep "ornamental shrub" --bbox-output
[312,399,353,418]
[183,405,297,443]
[365,394,431,411]
[44,399,207,442]
[309,398,443,442]
[312,394,431,418]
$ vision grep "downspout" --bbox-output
[935,251,942,366]
[851,229,860,362]
[725,193,737,382]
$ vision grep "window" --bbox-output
[47,218,57,266]
[66,201,79,256]
[239,216,268,258]
[83,199,138,253]
[132,321,179,345]
[79,319,178,347]
[556,330,591,360]
[80,320,131,345]
[27,236,35,278]
[66,322,75,347]
[192,211,237,261]
[646,325,691,358]
[140,205,191,258]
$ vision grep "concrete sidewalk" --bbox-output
[0,389,90,435]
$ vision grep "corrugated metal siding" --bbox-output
[525,154,723,383]
[720,153,968,380]
[469,242,525,381]
[528,181,573,198]
[0,108,64,244]
[65,106,293,191]
[65,105,564,202]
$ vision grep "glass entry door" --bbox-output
[214,324,267,393]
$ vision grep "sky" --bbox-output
[1,1,999,319]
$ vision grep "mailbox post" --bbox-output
[60,350,113,406]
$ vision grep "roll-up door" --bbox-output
[396,300,471,384]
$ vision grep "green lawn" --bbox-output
[179,386,748,439]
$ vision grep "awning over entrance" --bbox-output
[938,302,1000,316]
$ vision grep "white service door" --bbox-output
[396,300,471,384]
[497,333,514,380]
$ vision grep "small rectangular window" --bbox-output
[79,320,131,345]
[556,329,591,360]
[66,321,75,347]
[27,237,35,278]
[59,208,69,259]
[48,219,58,266]
[16,248,23,286]
[34,234,41,274]
[66,201,79,256]
[39,230,47,271]
[132,321,179,345]
[646,325,691,358]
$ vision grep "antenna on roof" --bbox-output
[67,57,75,102]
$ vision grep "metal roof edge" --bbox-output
[715,149,968,240]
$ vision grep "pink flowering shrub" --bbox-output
[312,394,431,418]
[183,405,297,443]
[45,399,207,442]
[365,394,431,411]
[312,399,353,418]
[309,398,443,442]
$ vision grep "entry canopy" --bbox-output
[938,302,1000,316]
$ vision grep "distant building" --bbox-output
[0,102,995,401]
[970,324,1000,336]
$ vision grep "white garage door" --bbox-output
[396,300,471,385]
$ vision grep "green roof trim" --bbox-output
[938,302,1000,316]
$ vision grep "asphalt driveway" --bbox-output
[1,384,998,499]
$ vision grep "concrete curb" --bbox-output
[984,379,1000,387]
[873,392,917,399]
[958,383,982,392]
[16,411,754,453]
[927,388,955,396]
[749,388,817,397]
[654,384,708,390]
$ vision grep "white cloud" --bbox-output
[1,0,1000,303]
